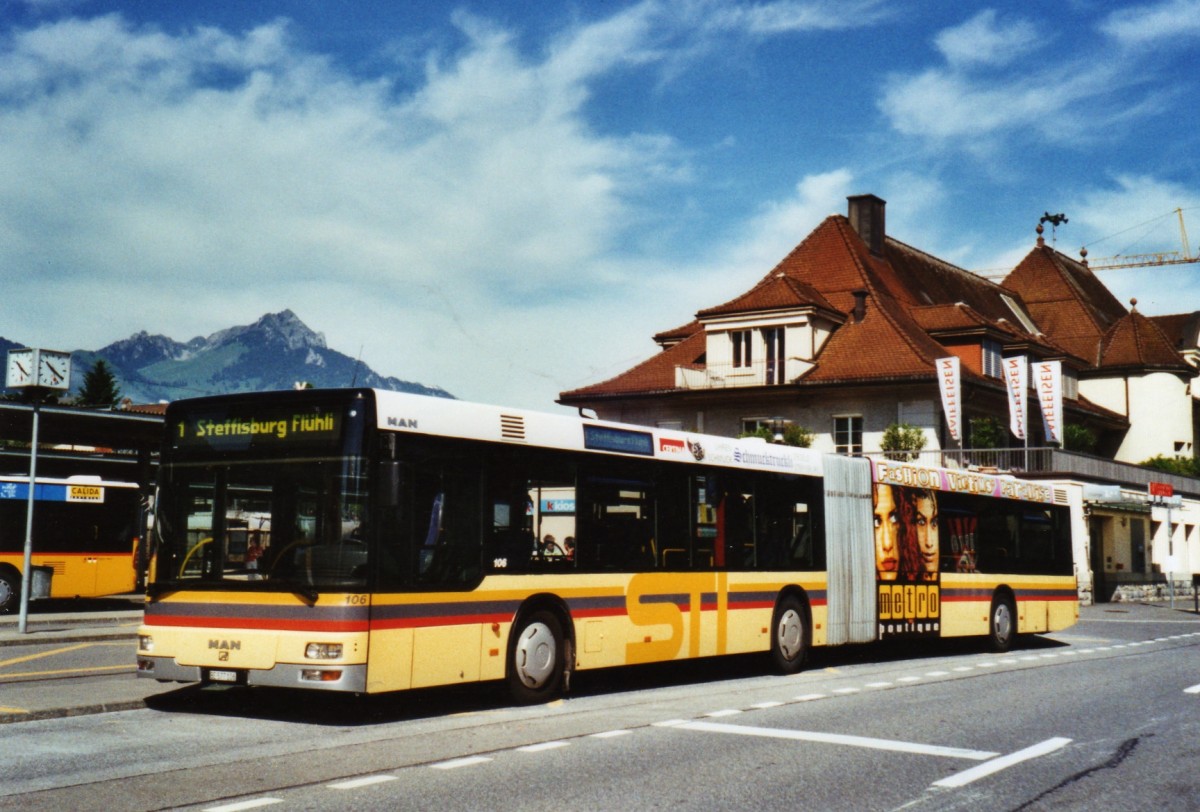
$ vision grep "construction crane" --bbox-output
[1081,207,1197,270]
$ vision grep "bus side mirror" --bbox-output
[379,462,401,508]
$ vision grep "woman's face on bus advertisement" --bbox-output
[915,493,938,573]
[873,484,899,579]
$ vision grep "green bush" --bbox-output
[880,422,927,461]
[739,424,814,448]
[1140,454,1200,477]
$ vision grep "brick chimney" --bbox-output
[847,194,886,256]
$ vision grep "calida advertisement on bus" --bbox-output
[871,459,1052,641]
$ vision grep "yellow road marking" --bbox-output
[0,664,132,680]
[0,640,127,668]
[0,706,30,714]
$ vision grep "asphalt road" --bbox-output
[1,602,1198,812]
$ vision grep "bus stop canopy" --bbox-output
[0,402,164,448]
[0,402,164,482]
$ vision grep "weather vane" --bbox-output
[1039,212,1068,244]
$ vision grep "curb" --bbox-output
[0,630,136,648]
[0,698,151,725]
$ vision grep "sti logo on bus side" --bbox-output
[387,417,418,429]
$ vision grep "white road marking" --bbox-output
[591,729,632,738]
[833,687,861,694]
[203,800,282,812]
[866,682,893,689]
[518,741,570,752]
[327,775,397,790]
[794,693,827,701]
[680,720,999,761]
[430,755,492,770]
[752,701,784,709]
[933,737,1072,788]
[653,719,689,727]
[1184,684,1200,695]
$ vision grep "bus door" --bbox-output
[822,455,876,645]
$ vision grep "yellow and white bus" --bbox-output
[0,474,142,612]
[137,389,1078,701]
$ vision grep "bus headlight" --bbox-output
[138,634,154,652]
[305,642,343,660]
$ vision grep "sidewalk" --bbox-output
[0,595,179,724]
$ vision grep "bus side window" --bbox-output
[577,474,656,571]
[409,457,483,589]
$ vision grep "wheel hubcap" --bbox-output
[514,622,556,688]
[777,608,803,660]
[993,603,1013,644]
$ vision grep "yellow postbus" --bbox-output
[0,474,142,613]
[137,389,1078,701]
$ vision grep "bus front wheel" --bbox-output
[989,594,1017,652]
[0,570,18,614]
[769,595,809,674]
[507,610,565,704]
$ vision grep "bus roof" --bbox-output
[372,389,826,478]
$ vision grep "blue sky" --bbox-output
[1,0,1198,409]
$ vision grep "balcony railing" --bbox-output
[675,358,814,389]
[865,447,1200,498]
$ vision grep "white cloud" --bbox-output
[880,64,1119,141]
[1100,0,1200,44]
[933,10,1043,67]
[0,11,695,408]
[703,0,892,35]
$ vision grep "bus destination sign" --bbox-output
[173,409,342,450]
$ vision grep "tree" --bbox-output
[76,359,122,407]
[880,422,927,461]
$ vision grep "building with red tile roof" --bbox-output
[561,195,1195,465]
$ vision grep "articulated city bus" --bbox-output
[0,475,142,613]
[137,389,1078,701]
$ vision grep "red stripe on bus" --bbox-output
[147,615,368,633]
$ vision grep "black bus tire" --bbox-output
[988,593,1017,652]
[769,594,809,674]
[507,610,565,704]
[0,569,19,614]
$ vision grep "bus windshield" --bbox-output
[151,393,369,594]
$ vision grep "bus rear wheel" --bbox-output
[507,610,565,704]
[769,595,808,674]
[988,594,1017,652]
[0,570,18,614]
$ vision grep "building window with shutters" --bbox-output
[982,340,1003,378]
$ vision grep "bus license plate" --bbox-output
[209,669,239,683]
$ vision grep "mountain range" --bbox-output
[0,310,452,404]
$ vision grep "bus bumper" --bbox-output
[137,656,368,692]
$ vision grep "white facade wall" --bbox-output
[1080,372,1193,463]
[598,393,943,455]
